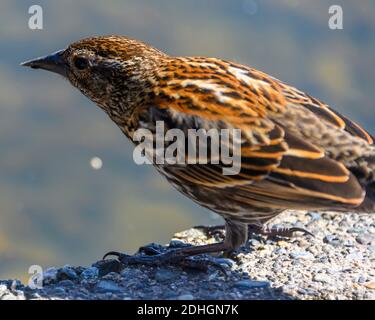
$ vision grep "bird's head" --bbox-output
[21,35,166,116]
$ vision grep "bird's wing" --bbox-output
[146,57,368,209]
[279,81,374,145]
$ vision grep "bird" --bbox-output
[21,35,375,267]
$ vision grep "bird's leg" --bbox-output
[248,223,314,238]
[103,221,247,272]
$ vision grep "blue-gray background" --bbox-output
[0,0,374,281]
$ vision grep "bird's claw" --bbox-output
[102,247,230,274]
[248,224,314,238]
[102,251,130,260]
[194,223,314,239]
[138,244,163,256]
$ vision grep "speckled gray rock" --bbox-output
[356,234,375,245]
[57,265,78,281]
[81,267,99,280]
[177,294,194,300]
[0,210,374,300]
[95,280,123,293]
[234,280,270,289]
[43,267,58,285]
[313,274,334,284]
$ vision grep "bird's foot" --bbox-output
[103,242,232,274]
[248,223,314,238]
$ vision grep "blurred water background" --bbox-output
[0,0,374,282]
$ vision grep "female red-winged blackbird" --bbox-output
[21,35,375,267]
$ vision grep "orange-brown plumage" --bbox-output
[21,35,375,261]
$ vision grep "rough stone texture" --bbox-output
[0,210,374,300]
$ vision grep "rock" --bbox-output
[43,267,58,284]
[95,280,123,293]
[10,279,22,290]
[277,240,289,247]
[154,268,179,282]
[81,267,99,280]
[102,272,121,282]
[293,221,306,229]
[162,288,177,299]
[74,292,89,300]
[307,212,321,221]
[345,251,363,261]
[169,239,189,248]
[298,238,311,247]
[213,258,235,268]
[1,210,375,300]
[347,227,365,234]
[323,235,342,247]
[208,272,219,281]
[289,251,314,260]
[50,287,66,296]
[0,284,8,298]
[203,292,219,299]
[57,265,78,281]
[306,246,318,255]
[356,234,375,245]
[313,274,333,284]
[13,290,25,299]
[174,229,205,239]
[343,240,355,247]
[248,239,260,246]
[357,276,367,284]
[74,266,86,276]
[234,280,270,290]
[364,281,375,290]
[59,280,75,287]
[0,284,8,291]
[1,293,18,300]
[92,259,123,277]
[177,294,194,300]
[274,247,287,254]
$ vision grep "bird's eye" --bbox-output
[73,56,89,70]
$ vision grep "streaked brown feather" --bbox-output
[145,56,374,215]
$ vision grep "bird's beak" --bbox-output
[20,49,67,77]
